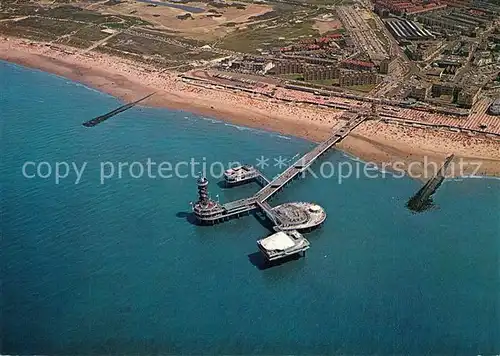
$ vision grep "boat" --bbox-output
[223,165,260,185]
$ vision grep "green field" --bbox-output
[0,4,150,43]
[0,17,82,41]
[0,0,345,66]
[220,19,319,53]
[218,3,321,53]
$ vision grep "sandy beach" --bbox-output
[1,36,499,178]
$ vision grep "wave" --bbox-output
[457,175,500,181]
[188,115,297,141]
[224,123,262,133]
[442,175,500,185]
[69,81,113,97]
[200,116,221,124]
[273,134,291,140]
[223,123,296,140]
[341,151,363,162]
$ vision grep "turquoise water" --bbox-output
[1,60,499,354]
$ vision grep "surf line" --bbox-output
[82,92,156,127]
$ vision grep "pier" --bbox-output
[253,114,366,203]
[190,114,369,262]
[191,114,367,262]
[192,114,367,223]
[256,200,281,226]
[407,154,455,212]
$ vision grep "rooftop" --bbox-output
[342,59,375,68]
[259,231,296,251]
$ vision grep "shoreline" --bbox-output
[1,36,500,178]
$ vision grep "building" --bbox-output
[405,41,443,61]
[303,66,340,81]
[409,83,432,100]
[385,19,435,41]
[431,82,457,97]
[416,9,490,37]
[257,230,310,261]
[340,59,375,72]
[229,60,265,73]
[434,57,464,70]
[274,60,304,75]
[339,70,380,87]
[456,86,481,108]
[221,56,270,73]
[487,98,500,115]
[379,58,397,74]
[440,0,472,7]
[425,67,446,79]
[280,55,339,66]
[375,0,446,16]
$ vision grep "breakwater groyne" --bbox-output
[407,154,455,212]
[83,92,155,127]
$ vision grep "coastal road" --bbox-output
[0,16,29,23]
[82,30,122,54]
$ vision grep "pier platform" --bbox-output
[272,202,326,232]
[257,230,310,261]
[224,165,270,187]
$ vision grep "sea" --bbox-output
[1,60,499,355]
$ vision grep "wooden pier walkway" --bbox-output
[220,114,367,217]
[222,197,256,214]
[254,114,366,203]
[256,200,281,225]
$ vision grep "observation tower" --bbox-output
[192,176,224,224]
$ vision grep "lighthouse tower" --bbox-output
[192,176,224,224]
[197,176,209,206]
